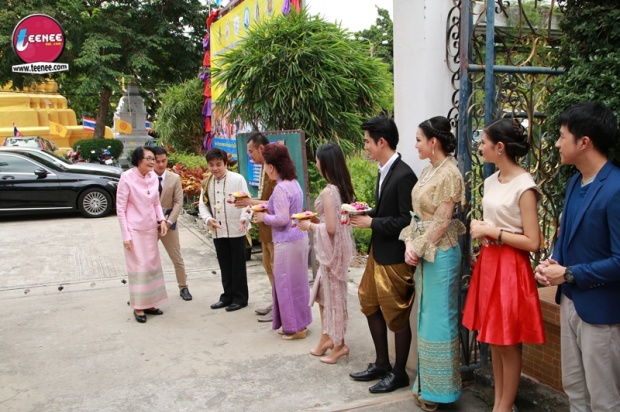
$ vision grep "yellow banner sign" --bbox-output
[210,0,287,103]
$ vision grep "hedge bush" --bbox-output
[167,152,208,170]
[72,139,123,162]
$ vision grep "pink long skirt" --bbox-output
[124,228,168,310]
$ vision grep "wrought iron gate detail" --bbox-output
[446,0,565,371]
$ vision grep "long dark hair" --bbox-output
[316,142,355,204]
[262,143,297,180]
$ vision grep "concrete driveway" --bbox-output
[0,213,491,411]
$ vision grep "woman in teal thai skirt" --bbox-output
[401,116,466,411]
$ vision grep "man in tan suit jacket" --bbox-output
[152,146,192,301]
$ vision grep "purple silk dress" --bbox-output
[263,179,312,334]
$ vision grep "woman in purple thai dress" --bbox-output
[253,144,312,339]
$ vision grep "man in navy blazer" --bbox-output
[535,102,620,411]
[349,116,417,394]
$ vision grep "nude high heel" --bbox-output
[282,329,307,340]
[413,393,438,412]
[320,344,349,364]
[310,339,334,356]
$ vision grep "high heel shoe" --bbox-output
[412,393,438,412]
[310,339,334,356]
[282,329,307,340]
[320,344,349,364]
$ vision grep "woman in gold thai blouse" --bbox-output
[400,116,465,411]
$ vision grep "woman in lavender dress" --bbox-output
[253,144,312,339]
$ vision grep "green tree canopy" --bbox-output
[0,0,209,137]
[354,7,393,73]
[547,0,620,152]
[211,8,393,157]
[156,77,205,153]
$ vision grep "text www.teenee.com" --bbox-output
[12,62,69,74]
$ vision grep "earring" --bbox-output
[498,150,502,155]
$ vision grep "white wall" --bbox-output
[394,0,456,177]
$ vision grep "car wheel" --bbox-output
[78,188,112,218]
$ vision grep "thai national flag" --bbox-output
[82,117,96,131]
[13,123,22,137]
[145,120,153,132]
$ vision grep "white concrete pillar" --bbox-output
[394,0,456,177]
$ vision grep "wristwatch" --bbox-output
[563,266,575,284]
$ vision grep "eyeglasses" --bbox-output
[144,157,156,162]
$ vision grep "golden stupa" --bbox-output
[0,79,113,154]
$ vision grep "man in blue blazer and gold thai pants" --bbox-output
[536,102,620,411]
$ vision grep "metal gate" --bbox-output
[445,0,565,370]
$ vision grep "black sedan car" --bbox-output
[0,147,120,218]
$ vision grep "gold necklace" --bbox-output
[419,157,449,186]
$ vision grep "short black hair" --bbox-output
[361,116,399,150]
[205,148,228,164]
[151,146,168,157]
[558,102,618,154]
[130,146,154,167]
[247,132,269,147]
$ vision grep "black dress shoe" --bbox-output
[349,363,392,381]
[210,301,230,309]
[225,303,248,312]
[368,372,409,393]
[133,310,146,323]
[180,287,193,301]
[144,308,163,315]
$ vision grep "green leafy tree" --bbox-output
[211,9,392,157]
[545,1,620,192]
[156,77,205,153]
[0,0,209,137]
[354,7,393,73]
[547,1,620,149]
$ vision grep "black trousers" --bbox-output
[213,236,249,305]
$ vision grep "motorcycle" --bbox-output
[91,146,120,167]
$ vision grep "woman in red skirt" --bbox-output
[462,118,545,412]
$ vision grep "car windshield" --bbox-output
[5,137,40,148]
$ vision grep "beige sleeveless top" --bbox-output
[482,171,542,234]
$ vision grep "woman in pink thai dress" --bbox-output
[299,143,355,364]
[117,146,168,323]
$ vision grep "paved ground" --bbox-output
[0,212,558,411]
